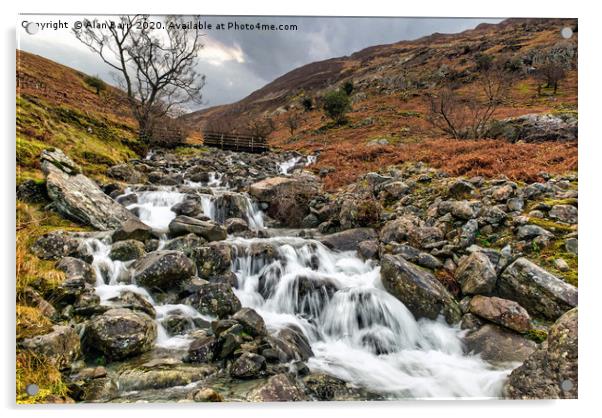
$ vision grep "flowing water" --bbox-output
[89,157,511,400]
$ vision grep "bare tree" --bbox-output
[73,15,205,143]
[426,56,515,139]
[285,110,303,136]
[246,117,276,138]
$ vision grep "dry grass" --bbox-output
[310,139,577,191]
[16,351,71,404]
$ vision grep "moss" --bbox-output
[527,217,576,233]
[540,197,578,207]
[525,328,548,344]
[398,110,422,118]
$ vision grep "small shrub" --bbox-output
[83,75,106,95]
[322,89,351,124]
[301,97,313,111]
[342,81,354,95]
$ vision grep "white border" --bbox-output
[2,1,600,417]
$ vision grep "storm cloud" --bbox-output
[18,15,501,110]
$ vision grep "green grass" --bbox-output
[16,95,141,183]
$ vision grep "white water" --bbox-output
[101,157,510,399]
[84,237,212,350]
[230,236,510,399]
[278,155,317,175]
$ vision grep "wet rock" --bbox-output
[216,324,245,358]
[460,313,484,330]
[116,359,215,392]
[498,258,577,320]
[186,283,242,318]
[41,148,138,229]
[301,213,320,229]
[20,325,80,369]
[171,199,202,217]
[469,295,531,333]
[109,239,146,261]
[107,164,145,183]
[230,352,266,379]
[303,373,378,401]
[213,192,251,222]
[454,252,497,295]
[56,256,96,285]
[464,324,537,363]
[187,388,224,402]
[357,239,379,260]
[162,233,206,258]
[105,291,156,317]
[186,334,217,363]
[132,250,195,291]
[504,308,578,399]
[112,218,155,243]
[80,377,118,402]
[247,373,308,402]
[380,254,461,324]
[266,327,314,362]
[192,242,232,279]
[83,308,156,360]
[320,228,378,252]
[225,217,249,233]
[168,215,227,241]
[232,308,267,337]
[31,231,82,260]
[549,204,577,224]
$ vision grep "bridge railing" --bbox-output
[202,131,269,153]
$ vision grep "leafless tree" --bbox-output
[426,56,515,139]
[246,117,276,138]
[73,15,205,143]
[285,110,303,136]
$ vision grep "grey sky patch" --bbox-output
[18,15,502,110]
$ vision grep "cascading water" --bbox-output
[230,236,511,399]
[97,156,510,400]
[83,237,213,350]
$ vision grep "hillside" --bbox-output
[16,50,143,183]
[186,18,578,190]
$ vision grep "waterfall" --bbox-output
[279,156,302,175]
[229,236,511,399]
[84,237,212,350]
[125,189,185,232]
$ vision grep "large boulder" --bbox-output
[56,256,96,285]
[498,258,577,320]
[107,163,145,183]
[380,255,461,324]
[503,308,578,399]
[454,252,497,295]
[168,215,227,241]
[185,283,242,318]
[320,228,378,252]
[249,176,319,227]
[213,192,251,223]
[191,242,232,279]
[379,215,422,244]
[40,148,138,230]
[549,204,578,224]
[83,308,156,360]
[487,113,578,143]
[464,324,537,363]
[232,308,267,337]
[112,218,155,242]
[468,295,531,333]
[109,239,146,262]
[19,325,81,369]
[230,352,266,379]
[132,251,195,291]
[247,373,309,402]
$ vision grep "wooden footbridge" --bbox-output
[202,131,269,153]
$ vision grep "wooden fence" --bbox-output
[202,131,269,153]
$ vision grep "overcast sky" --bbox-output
[18,15,501,110]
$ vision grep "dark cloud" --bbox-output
[18,15,501,110]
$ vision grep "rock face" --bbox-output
[464,324,537,363]
[454,252,497,295]
[20,325,81,369]
[380,255,461,324]
[84,308,156,360]
[40,148,138,230]
[468,295,531,333]
[132,251,195,291]
[319,228,377,252]
[504,308,578,399]
[487,113,578,143]
[249,176,319,227]
[248,373,308,402]
[168,215,227,241]
[498,258,577,320]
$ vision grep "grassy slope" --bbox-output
[16,50,143,403]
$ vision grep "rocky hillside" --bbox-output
[186,18,578,190]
